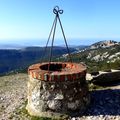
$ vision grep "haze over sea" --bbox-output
[0,38,120,49]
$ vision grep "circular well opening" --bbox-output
[40,63,66,71]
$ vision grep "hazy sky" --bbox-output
[0,0,120,44]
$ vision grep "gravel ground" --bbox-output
[70,89,120,120]
[0,73,120,120]
[0,74,28,120]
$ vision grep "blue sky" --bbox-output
[0,0,120,45]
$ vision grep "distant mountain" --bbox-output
[0,46,76,75]
[57,45,88,50]
[1,40,120,75]
[90,40,119,49]
[72,45,89,50]
[0,44,25,49]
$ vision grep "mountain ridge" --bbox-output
[0,40,120,74]
[0,46,76,75]
[90,40,119,49]
[61,40,120,72]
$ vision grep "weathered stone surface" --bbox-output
[26,62,90,119]
[91,70,120,85]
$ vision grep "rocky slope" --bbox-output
[62,40,120,72]
[90,40,119,49]
[0,73,120,120]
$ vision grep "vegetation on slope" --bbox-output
[0,46,76,75]
[60,41,120,72]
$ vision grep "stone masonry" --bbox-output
[26,62,90,119]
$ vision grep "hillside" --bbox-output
[0,40,120,120]
[0,40,120,74]
[61,40,120,72]
[0,46,76,75]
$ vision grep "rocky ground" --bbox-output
[0,74,28,120]
[0,73,120,120]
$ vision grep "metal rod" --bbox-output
[57,15,72,63]
[41,6,73,72]
[40,16,57,63]
[48,15,58,71]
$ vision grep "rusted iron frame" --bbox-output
[48,15,58,71]
[40,16,57,63]
[42,6,73,72]
[57,15,72,63]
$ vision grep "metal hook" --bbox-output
[53,6,63,15]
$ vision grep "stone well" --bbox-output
[26,62,90,119]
